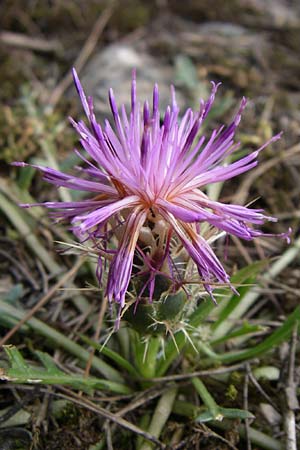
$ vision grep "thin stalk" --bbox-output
[195,306,300,368]
[192,378,222,420]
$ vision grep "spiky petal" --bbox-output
[13,69,290,309]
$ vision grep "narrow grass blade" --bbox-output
[80,334,140,378]
[220,306,300,363]
[4,344,28,372]
[200,306,300,365]
[191,260,268,329]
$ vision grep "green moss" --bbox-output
[225,384,238,401]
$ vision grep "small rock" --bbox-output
[79,44,184,117]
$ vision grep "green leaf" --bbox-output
[4,345,28,372]
[221,306,300,363]
[1,346,131,395]
[196,410,218,423]
[172,400,201,419]
[219,407,255,420]
[196,407,254,423]
[0,298,124,383]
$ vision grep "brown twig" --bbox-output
[0,248,39,290]
[48,4,114,108]
[0,256,85,347]
[115,386,172,417]
[0,31,61,53]
[248,368,278,410]
[267,278,300,297]
[147,361,251,382]
[196,423,239,450]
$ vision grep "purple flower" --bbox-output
[14,69,290,309]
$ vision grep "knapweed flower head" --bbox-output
[15,69,289,318]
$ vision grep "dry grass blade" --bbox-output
[0,256,85,346]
